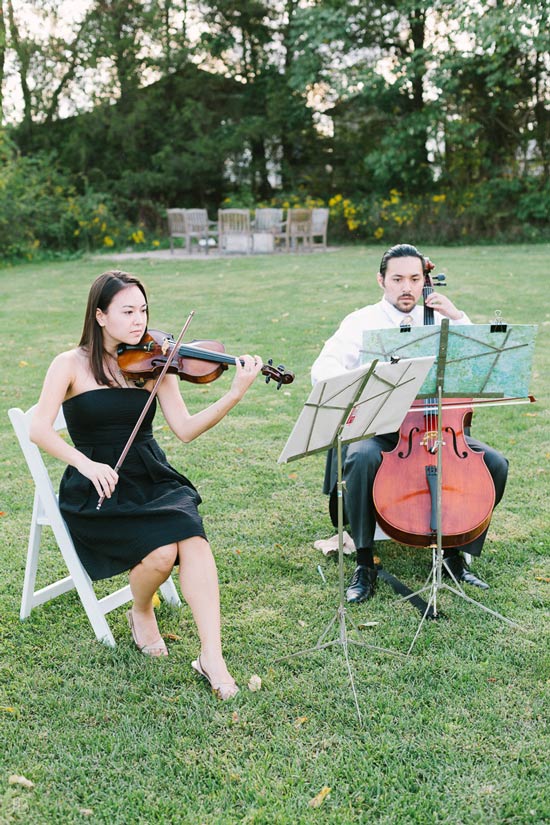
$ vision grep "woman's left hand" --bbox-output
[230,354,263,399]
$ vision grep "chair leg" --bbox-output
[20,493,43,620]
[159,577,181,606]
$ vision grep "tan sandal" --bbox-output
[191,656,239,700]
[126,610,168,657]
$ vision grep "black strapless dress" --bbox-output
[59,388,206,580]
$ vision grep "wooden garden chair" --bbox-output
[8,405,181,647]
[311,207,329,250]
[185,208,218,253]
[284,208,312,252]
[166,208,187,253]
[218,209,253,254]
[252,208,285,253]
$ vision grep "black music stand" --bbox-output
[361,319,537,653]
[277,356,434,723]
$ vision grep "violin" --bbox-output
[372,263,496,548]
[117,329,295,389]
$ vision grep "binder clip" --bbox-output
[490,310,507,333]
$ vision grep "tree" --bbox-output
[434,0,547,185]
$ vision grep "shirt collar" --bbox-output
[380,296,423,326]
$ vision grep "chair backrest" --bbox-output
[254,208,284,232]
[8,404,181,646]
[287,208,312,236]
[311,207,329,234]
[9,405,68,523]
[185,209,209,233]
[218,209,251,234]
[166,208,186,236]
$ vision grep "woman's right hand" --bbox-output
[76,457,119,499]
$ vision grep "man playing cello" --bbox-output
[311,244,509,604]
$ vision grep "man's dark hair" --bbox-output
[379,244,428,280]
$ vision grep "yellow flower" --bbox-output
[131,229,145,244]
[347,218,359,231]
[152,239,160,247]
[374,227,384,239]
[432,194,446,203]
[103,236,115,247]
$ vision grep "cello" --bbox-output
[372,264,496,548]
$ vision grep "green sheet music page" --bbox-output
[361,324,537,398]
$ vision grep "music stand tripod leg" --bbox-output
[272,434,402,725]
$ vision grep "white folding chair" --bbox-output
[8,405,181,647]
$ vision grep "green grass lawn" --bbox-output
[1,245,549,824]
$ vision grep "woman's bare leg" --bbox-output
[178,536,236,692]
[128,544,177,649]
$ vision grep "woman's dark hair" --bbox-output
[379,244,429,280]
[79,270,148,386]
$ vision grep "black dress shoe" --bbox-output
[443,555,489,590]
[346,565,378,603]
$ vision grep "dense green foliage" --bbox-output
[1,246,548,822]
[0,0,549,257]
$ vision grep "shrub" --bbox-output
[0,141,163,262]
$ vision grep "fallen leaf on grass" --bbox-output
[309,786,331,808]
[288,473,298,479]
[162,632,181,641]
[0,512,5,517]
[535,577,550,583]
[294,716,308,729]
[151,592,161,608]
[231,710,240,723]
[247,674,262,692]
[79,810,93,817]
[8,775,34,789]
[19,361,28,367]
[357,621,379,629]
[298,620,307,628]
[0,706,15,713]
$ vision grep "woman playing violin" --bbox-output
[311,244,509,604]
[30,270,263,699]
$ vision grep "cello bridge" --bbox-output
[420,430,439,447]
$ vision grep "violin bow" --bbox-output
[96,310,195,510]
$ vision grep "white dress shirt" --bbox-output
[311,296,471,384]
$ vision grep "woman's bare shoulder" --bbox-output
[45,347,89,387]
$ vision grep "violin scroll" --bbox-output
[264,358,294,390]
